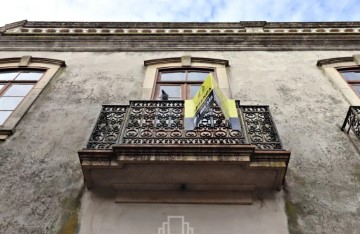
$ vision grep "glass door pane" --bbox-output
[3,84,34,96]
[341,71,360,81]
[351,85,360,95]
[16,71,44,81]
[187,71,210,81]
[0,72,19,81]
[0,111,12,125]
[160,72,186,81]
[0,97,24,110]
[189,85,201,99]
[157,85,181,100]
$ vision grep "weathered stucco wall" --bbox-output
[0,51,359,233]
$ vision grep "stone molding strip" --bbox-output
[317,57,354,66]
[0,57,66,67]
[144,57,229,67]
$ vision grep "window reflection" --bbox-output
[16,72,44,81]
[341,71,360,81]
[187,72,210,81]
[158,86,181,100]
[3,85,34,96]
[0,72,19,81]
[0,97,24,110]
[189,85,201,98]
[160,72,186,81]
[0,111,12,125]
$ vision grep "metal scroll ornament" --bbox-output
[86,101,283,150]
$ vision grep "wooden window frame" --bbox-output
[151,67,216,100]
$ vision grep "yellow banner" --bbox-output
[184,74,241,130]
[191,75,213,115]
[211,75,237,119]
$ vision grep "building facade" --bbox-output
[0,20,360,233]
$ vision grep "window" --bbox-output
[338,69,360,96]
[142,56,231,100]
[317,55,360,106]
[0,70,44,125]
[152,69,213,100]
[0,56,65,140]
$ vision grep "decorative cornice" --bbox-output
[1,21,360,51]
[5,20,360,28]
[2,20,360,35]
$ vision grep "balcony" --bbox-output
[78,100,290,204]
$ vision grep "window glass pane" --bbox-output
[157,86,181,100]
[341,71,360,81]
[3,84,34,96]
[0,72,19,81]
[189,85,201,98]
[160,72,186,81]
[16,71,44,81]
[351,85,360,95]
[0,97,24,110]
[187,72,210,81]
[0,111,12,125]
[0,84,4,91]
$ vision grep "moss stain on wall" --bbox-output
[58,187,84,234]
[285,201,303,234]
[353,163,360,181]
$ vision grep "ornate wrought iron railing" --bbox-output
[341,106,360,138]
[86,100,284,150]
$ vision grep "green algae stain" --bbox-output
[353,164,360,181]
[285,201,303,234]
[58,208,79,234]
[58,187,84,234]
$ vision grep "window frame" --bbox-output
[0,57,65,140]
[152,67,216,100]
